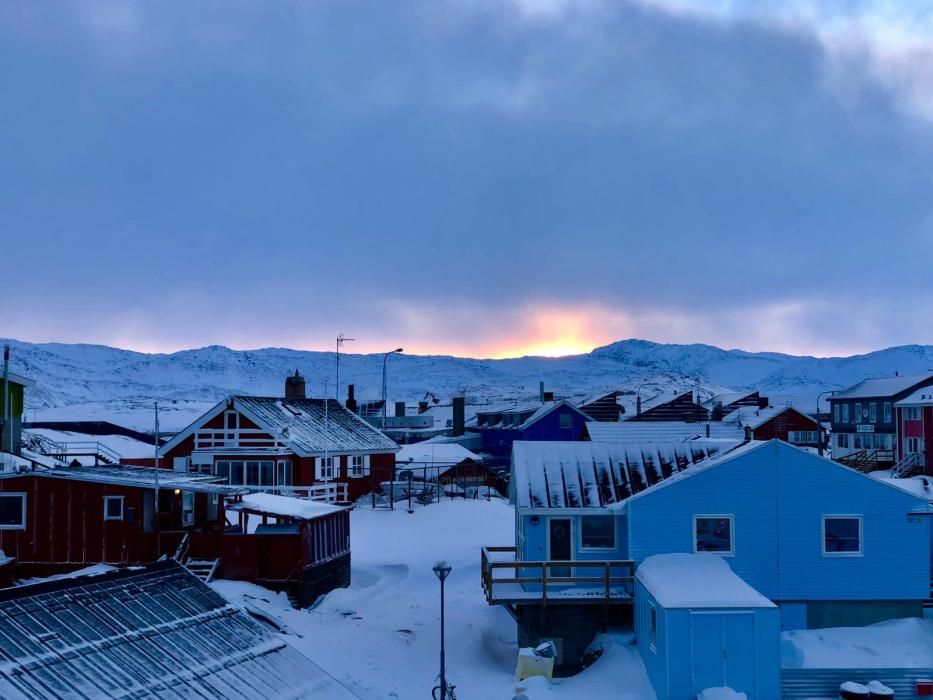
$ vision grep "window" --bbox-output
[103,496,124,521]
[648,603,658,652]
[789,431,818,444]
[833,404,840,423]
[884,402,892,423]
[559,413,573,429]
[318,456,335,479]
[842,404,850,423]
[823,516,862,555]
[0,494,26,530]
[869,403,877,422]
[694,515,733,555]
[277,460,293,486]
[181,492,194,527]
[854,435,861,449]
[854,403,862,422]
[580,516,615,549]
[837,433,848,448]
[350,455,368,477]
[907,407,922,420]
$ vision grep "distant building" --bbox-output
[723,405,821,448]
[0,370,35,456]
[578,390,627,422]
[702,390,769,420]
[626,391,708,423]
[892,387,933,476]
[584,420,745,443]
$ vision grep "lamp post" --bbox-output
[816,390,837,457]
[433,560,452,700]
[381,348,403,430]
[635,382,661,417]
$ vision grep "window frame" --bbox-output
[349,455,368,478]
[869,403,877,422]
[822,515,863,557]
[579,515,616,551]
[648,602,658,653]
[103,495,125,522]
[842,404,850,423]
[693,514,734,556]
[0,493,26,530]
[559,413,573,429]
[884,402,892,423]
[833,404,840,423]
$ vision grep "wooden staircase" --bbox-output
[892,452,925,479]
[185,558,221,583]
[837,449,895,473]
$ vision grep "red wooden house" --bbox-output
[893,388,933,476]
[723,404,821,447]
[157,372,399,504]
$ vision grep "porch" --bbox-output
[481,546,634,607]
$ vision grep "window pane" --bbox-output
[260,462,274,486]
[695,516,732,553]
[230,462,244,485]
[581,516,615,548]
[0,496,23,527]
[825,517,860,553]
[105,498,122,519]
[246,461,259,485]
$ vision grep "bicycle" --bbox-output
[431,682,456,699]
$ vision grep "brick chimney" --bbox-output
[452,396,465,437]
[285,370,307,399]
[346,384,358,413]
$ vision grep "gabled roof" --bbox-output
[395,443,480,467]
[637,553,775,609]
[160,396,399,457]
[0,560,357,699]
[832,373,933,400]
[228,492,346,520]
[511,439,743,509]
[895,386,933,407]
[701,391,758,410]
[586,421,745,443]
[472,400,591,431]
[722,405,818,430]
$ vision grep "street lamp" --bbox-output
[381,348,404,430]
[635,382,662,416]
[816,390,837,457]
[433,560,453,700]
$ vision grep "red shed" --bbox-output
[724,405,821,448]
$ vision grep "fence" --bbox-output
[781,668,933,699]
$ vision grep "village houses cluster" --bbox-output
[2,359,933,698]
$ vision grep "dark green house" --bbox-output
[1,371,35,456]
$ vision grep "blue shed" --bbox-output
[634,553,780,700]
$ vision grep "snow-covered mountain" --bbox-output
[6,338,933,430]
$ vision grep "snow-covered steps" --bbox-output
[185,558,220,583]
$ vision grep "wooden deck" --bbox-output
[481,546,634,606]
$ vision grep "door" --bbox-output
[690,612,758,698]
[722,613,757,694]
[690,613,725,691]
[142,492,155,533]
[548,518,572,579]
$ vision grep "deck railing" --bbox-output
[194,429,286,451]
[245,482,350,504]
[481,546,634,606]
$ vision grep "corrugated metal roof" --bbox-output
[235,397,399,456]
[0,465,244,495]
[0,560,358,699]
[587,421,745,443]
[512,440,742,509]
[895,386,933,406]
[833,373,933,400]
[722,405,817,430]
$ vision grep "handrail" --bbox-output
[173,533,191,564]
[893,451,925,478]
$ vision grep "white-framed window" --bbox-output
[648,603,658,653]
[350,455,369,477]
[842,404,850,423]
[869,403,877,422]
[855,403,862,422]
[580,516,615,550]
[837,433,848,448]
[103,496,124,521]
[277,460,293,486]
[789,431,819,444]
[317,456,336,480]
[0,493,26,530]
[833,404,840,423]
[694,515,734,555]
[907,407,922,420]
[182,491,194,527]
[884,402,892,423]
[215,460,274,486]
[822,515,862,556]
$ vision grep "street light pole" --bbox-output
[336,334,355,402]
[381,348,403,431]
[635,382,661,417]
[433,560,452,700]
[816,390,837,457]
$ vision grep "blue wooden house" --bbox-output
[635,553,780,700]
[469,400,591,464]
[483,438,932,676]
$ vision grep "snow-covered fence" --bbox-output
[781,668,933,699]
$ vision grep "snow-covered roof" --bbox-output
[0,371,35,388]
[722,405,817,430]
[869,470,933,500]
[396,443,480,467]
[701,391,757,410]
[228,492,346,520]
[895,386,933,406]
[637,553,775,609]
[161,396,399,458]
[586,421,745,443]
[0,464,243,495]
[25,428,155,459]
[0,560,357,699]
[833,373,933,400]
[512,440,742,509]
[470,400,590,430]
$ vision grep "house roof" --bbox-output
[471,400,591,431]
[160,396,399,458]
[722,405,818,430]
[586,421,745,443]
[701,391,758,410]
[0,560,358,699]
[395,443,480,467]
[895,387,933,407]
[0,464,243,495]
[0,371,35,388]
[511,439,743,510]
[228,492,346,520]
[832,374,933,400]
[636,553,775,609]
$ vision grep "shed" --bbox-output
[635,553,780,700]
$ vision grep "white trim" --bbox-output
[546,516,573,576]
[103,495,125,522]
[822,514,863,557]
[0,493,26,530]
[693,514,735,556]
[579,514,616,551]
[648,601,658,654]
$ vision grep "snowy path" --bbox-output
[214,499,656,699]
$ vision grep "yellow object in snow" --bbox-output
[515,643,556,681]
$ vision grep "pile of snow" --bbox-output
[870,470,933,500]
[697,689,747,700]
[637,553,775,608]
[214,499,657,699]
[395,443,480,468]
[228,492,345,520]
[782,618,933,668]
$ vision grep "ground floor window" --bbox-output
[104,495,124,521]
[823,515,862,555]
[837,433,848,448]
[648,603,658,652]
[0,493,26,530]
[580,515,615,549]
[317,456,339,480]
[694,515,733,555]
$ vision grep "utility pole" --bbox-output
[154,401,161,554]
[336,334,355,402]
[2,344,9,455]
[324,379,331,502]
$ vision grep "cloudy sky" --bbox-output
[2,1,933,358]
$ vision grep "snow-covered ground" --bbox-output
[213,499,657,699]
[782,617,933,668]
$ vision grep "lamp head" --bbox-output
[432,560,452,581]
[395,348,404,354]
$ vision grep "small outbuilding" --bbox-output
[635,553,780,700]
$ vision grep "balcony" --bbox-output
[245,482,349,504]
[480,546,634,607]
[194,429,286,451]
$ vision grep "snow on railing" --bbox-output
[244,483,349,504]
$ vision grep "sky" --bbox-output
[2,1,933,359]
